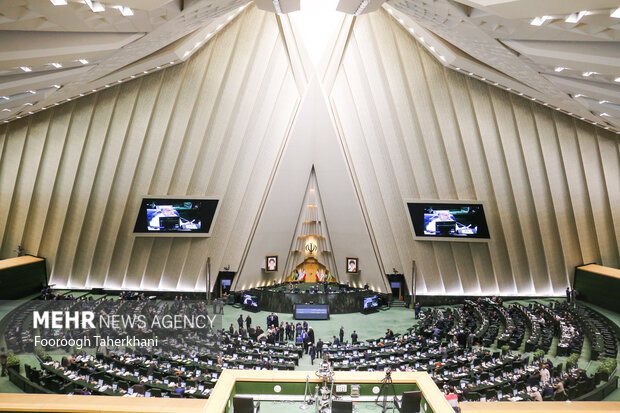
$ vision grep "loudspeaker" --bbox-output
[401,390,422,413]
[331,400,353,413]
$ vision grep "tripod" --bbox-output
[375,369,401,413]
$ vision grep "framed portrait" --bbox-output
[265,255,278,272]
[346,257,359,274]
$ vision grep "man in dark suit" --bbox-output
[308,327,315,344]
[339,326,344,343]
[237,315,243,329]
[351,331,358,344]
[309,344,316,365]
[333,335,340,346]
[246,315,252,330]
[316,339,323,358]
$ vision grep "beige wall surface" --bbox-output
[0,7,617,295]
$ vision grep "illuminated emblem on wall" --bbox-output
[305,241,318,259]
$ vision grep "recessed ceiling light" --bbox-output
[78,59,89,65]
[183,51,190,57]
[599,100,609,104]
[156,66,161,69]
[50,0,67,5]
[439,55,446,62]
[28,111,33,115]
[600,113,610,117]
[2,109,10,112]
[565,11,587,23]
[419,37,425,43]
[105,84,110,88]
[20,66,32,72]
[582,71,597,77]
[409,28,415,33]
[574,93,584,98]
[0,96,8,100]
[611,7,620,18]
[28,90,36,94]
[79,94,84,96]
[85,0,105,12]
[50,62,62,68]
[554,67,565,72]
[24,102,33,106]
[143,70,148,74]
[614,77,620,82]
[117,80,122,83]
[112,5,133,16]
[130,75,136,78]
[66,98,71,101]
[530,16,551,26]
[228,14,235,21]
[52,84,61,88]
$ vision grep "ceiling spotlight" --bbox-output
[78,59,89,65]
[354,0,370,16]
[574,93,584,98]
[50,62,62,68]
[611,7,620,18]
[554,67,565,72]
[530,16,551,26]
[28,90,36,94]
[85,0,105,12]
[565,11,587,23]
[599,100,609,104]
[20,66,32,72]
[0,96,8,100]
[272,0,282,14]
[2,109,10,112]
[52,84,61,88]
[582,71,597,77]
[112,5,133,16]
[50,0,67,5]
[600,113,610,117]
[615,77,620,82]
[24,102,33,106]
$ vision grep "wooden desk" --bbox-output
[0,256,44,271]
[460,401,620,412]
[577,264,620,280]
[207,369,454,413]
[0,393,207,413]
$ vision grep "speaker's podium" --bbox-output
[233,395,260,413]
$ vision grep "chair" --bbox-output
[233,395,260,413]
[400,390,422,413]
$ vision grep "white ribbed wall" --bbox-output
[329,10,619,295]
[0,6,300,291]
[0,7,617,295]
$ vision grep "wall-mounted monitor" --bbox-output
[133,197,219,237]
[407,201,490,242]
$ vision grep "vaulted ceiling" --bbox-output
[1,0,619,133]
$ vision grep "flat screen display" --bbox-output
[363,295,379,310]
[243,294,258,308]
[134,198,218,235]
[407,202,490,240]
[294,304,329,320]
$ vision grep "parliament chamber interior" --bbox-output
[0,0,618,412]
